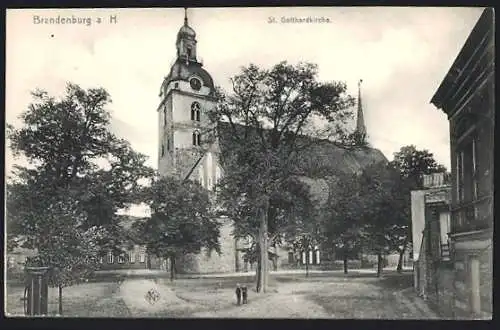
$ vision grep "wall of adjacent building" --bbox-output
[411,190,426,262]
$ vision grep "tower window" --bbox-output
[161,144,165,157]
[174,82,179,89]
[191,102,201,121]
[164,108,167,126]
[192,131,201,146]
[167,138,170,151]
[187,47,192,58]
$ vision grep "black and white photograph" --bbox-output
[4,7,494,319]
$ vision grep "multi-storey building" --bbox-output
[429,8,494,318]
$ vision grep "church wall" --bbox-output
[178,218,236,274]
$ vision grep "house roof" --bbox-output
[430,8,494,115]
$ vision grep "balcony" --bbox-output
[451,195,492,234]
[422,172,451,188]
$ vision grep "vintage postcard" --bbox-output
[4,7,493,319]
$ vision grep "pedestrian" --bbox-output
[235,283,242,305]
[241,285,248,304]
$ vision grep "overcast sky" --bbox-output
[6,7,483,215]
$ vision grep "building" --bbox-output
[154,9,388,274]
[411,173,452,312]
[429,8,494,318]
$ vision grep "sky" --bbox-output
[6,7,484,215]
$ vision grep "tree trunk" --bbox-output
[170,256,176,282]
[377,252,383,277]
[343,252,348,274]
[256,256,262,293]
[58,285,63,315]
[257,199,269,293]
[305,249,309,277]
[397,239,408,273]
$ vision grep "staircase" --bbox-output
[440,242,450,261]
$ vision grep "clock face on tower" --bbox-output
[190,77,202,91]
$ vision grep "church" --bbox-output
[150,10,388,274]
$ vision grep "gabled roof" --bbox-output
[430,8,494,115]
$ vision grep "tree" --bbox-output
[6,83,154,313]
[388,145,447,272]
[324,174,366,274]
[140,176,221,281]
[209,61,357,292]
[355,163,401,277]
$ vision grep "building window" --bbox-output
[139,254,146,263]
[167,138,170,151]
[456,136,477,204]
[118,255,125,264]
[129,252,135,263]
[198,166,204,186]
[164,108,167,126]
[107,253,114,264]
[161,144,165,157]
[174,82,179,89]
[192,130,201,146]
[191,102,201,122]
[99,256,104,264]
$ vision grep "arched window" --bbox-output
[191,102,201,121]
[192,130,201,146]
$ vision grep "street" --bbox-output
[5,269,438,319]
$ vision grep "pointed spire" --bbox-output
[356,79,367,137]
[184,7,188,26]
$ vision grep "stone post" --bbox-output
[469,255,481,315]
[25,266,50,316]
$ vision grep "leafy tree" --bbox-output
[354,163,401,277]
[6,83,154,313]
[140,176,221,281]
[389,145,447,189]
[209,61,357,292]
[323,174,366,274]
[388,145,447,272]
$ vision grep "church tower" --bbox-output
[157,8,219,189]
[355,79,367,139]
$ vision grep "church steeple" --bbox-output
[176,8,198,63]
[355,79,367,138]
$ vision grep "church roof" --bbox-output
[165,58,215,92]
[177,24,196,39]
[216,121,388,204]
